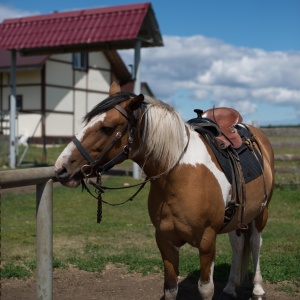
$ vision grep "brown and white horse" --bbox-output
[55,82,274,300]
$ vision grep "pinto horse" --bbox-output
[55,82,274,300]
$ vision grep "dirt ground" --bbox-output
[1,264,296,300]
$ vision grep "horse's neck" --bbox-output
[131,154,169,178]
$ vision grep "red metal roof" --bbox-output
[0,2,163,54]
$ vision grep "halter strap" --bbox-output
[114,105,129,119]
[73,104,139,176]
[73,136,94,164]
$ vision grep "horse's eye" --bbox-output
[101,126,114,134]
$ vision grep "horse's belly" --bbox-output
[219,176,267,234]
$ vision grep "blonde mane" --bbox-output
[140,95,188,172]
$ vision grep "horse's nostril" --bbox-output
[56,166,67,176]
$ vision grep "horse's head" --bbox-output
[55,82,144,188]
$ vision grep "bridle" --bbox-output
[73,104,139,178]
[72,103,146,224]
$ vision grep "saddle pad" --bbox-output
[204,125,263,184]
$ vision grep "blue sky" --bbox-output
[1,0,300,126]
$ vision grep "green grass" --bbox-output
[18,144,67,166]
[1,176,300,293]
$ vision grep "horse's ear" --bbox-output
[129,94,144,111]
[109,81,121,96]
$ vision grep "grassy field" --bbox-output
[1,175,300,295]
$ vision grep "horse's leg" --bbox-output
[251,209,268,300]
[198,228,217,300]
[223,230,246,298]
[155,231,180,300]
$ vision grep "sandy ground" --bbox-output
[1,264,297,300]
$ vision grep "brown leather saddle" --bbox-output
[194,107,243,149]
[202,107,243,148]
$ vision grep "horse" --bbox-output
[55,82,274,300]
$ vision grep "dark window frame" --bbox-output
[8,94,23,111]
[72,52,88,71]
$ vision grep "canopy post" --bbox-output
[9,49,17,169]
[133,39,142,179]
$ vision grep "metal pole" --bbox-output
[36,179,53,300]
[9,49,17,168]
[133,39,142,179]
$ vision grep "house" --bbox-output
[0,3,162,145]
[0,49,143,143]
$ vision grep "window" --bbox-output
[8,94,23,111]
[73,52,88,71]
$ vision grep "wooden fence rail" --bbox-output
[1,166,57,300]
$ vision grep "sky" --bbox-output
[1,0,300,126]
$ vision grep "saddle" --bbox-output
[193,107,243,148]
[187,107,264,230]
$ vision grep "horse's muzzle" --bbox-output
[55,166,81,188]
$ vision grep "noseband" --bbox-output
[73,104,139,177]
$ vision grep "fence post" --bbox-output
[36,179,53,300]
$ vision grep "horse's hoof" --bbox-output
[251,294,266,300]
[164,287,178,300]
[217,291,237,300]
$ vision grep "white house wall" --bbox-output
[74,90,86,133]
[88,68,110,92]
[90,52,110,69]
[46,86,73,112]
[1,70,41,111]
[46,59,73,87]
[74,71,87,89]
[1,51,113,141]
[17,113,41,139]
[50,53,72,63]
[46,113,73,136]
[88,92,109,113]
[2,86,41,111]
[17,69,41,85]
[44,51,111,139]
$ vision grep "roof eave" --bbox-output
[16,39,162,56]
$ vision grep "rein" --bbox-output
[80,173,160,223]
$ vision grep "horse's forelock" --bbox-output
[83,91,136,122]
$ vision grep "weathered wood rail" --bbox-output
[1,166,57,300]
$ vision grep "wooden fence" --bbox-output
[1,167,57,300]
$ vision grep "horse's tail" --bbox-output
[241,224,252,281]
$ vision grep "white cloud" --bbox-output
[119,35,300,123]
[0,4,39,22]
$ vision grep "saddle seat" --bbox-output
[202,107,243,149]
